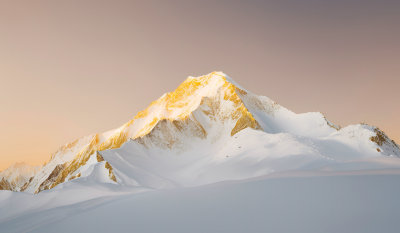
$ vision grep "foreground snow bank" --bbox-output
[2,170,400,233]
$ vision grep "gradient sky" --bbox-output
[1,0,399,170]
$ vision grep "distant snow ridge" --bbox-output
[2,71,400,193]
[0,162,40,191]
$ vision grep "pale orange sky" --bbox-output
[1,0,399,170]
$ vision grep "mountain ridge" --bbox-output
[23,71,261,193]
[0,162,40,191]
[2,71,399,193]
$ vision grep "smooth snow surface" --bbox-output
[1,171,400,233]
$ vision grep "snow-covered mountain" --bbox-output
[3,71,400,193]
[0,162,40,191]
[2,71,400,233]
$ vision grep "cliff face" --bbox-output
[0,178,12,190]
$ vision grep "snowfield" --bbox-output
[1,72,400,233]
[1,170,400,233]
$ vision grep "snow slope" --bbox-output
[99,124,400,190]
[2,170,400,233]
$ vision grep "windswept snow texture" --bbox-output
[1,71,400,232]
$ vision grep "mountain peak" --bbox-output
[23,72,259,193]
[128,71,255,138]
[15,71,400,194]
[133,71,237,120]
[1,162,39,174]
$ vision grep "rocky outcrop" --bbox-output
[37,163,67,193]
[0,178,12,190]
